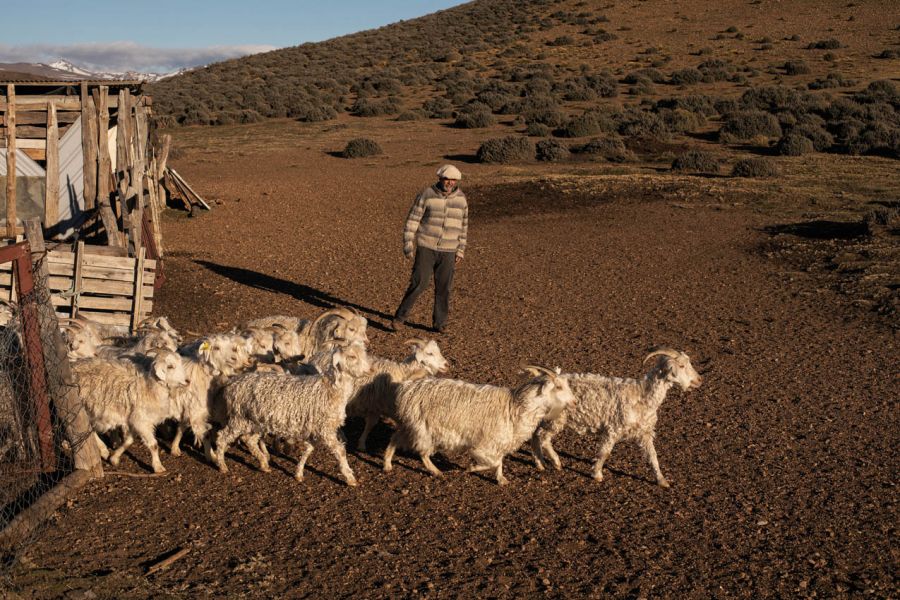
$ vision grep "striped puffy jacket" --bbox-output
[402,184,469,258]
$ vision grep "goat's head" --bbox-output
[152,349,188,389]
[520,364,576,419]
[271,325,304,361]
[314,307,369,346]
[61,320,101,359]
[239,326,276,357]
[330,341,372,378]
[643,348,703,391]
[198,333,254,376]
[406,338,449,374]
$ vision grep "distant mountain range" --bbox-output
[0,59,192,83]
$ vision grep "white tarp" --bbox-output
[0,148,45,176]
[56,115,85,237]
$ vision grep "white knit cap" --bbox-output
[436,164,462,180]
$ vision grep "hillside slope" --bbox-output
[150,0,899,127]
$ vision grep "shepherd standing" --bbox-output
[390,165,468,333]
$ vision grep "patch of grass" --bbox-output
[776,133,815,156]
[720,110,783,143]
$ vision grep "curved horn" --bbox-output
[311,308,351,327]
[520,364,558,380]
[60,318,86,329]
[268,323,287,330]
[643,348,680,365]
[404,337,428,348]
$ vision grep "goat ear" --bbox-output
[153,358,168,382]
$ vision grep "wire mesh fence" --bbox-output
[0,248,90,577]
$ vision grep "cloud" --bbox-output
[0,41,277,73]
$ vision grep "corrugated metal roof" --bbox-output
[0,79,145,86]
[0,148,45,177]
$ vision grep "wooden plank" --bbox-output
[0,272,154,297]
[116,90,130,228]
[1,138,43,149]
[94,86,122,248]
[0,97,83,110]
[4,111,80,126]
[42,261,156,284]
[21,148,45,161]
[0,125,49,138]
[44,249,156,270]
[156,134,171,179]
[132,104,147,251]
[67,310,133,327]
[44,103,59,228]
[81,86,97,210]
[50,294,153,312]
[70,240,84,318]
[131,247,145,331]
[5,84,16,238]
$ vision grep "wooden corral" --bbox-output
[0,80,169,257]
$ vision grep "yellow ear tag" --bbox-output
[200,341,210,351]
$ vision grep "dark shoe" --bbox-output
[433,324,446,334]
[389,319,405,332]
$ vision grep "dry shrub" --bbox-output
[557,113,604,138]
[808,38,842,49]
[720,111,782,143]
[783,61,811,75]
[423,97,454,119]
[731,157,779,177]
[454,104,495,128]
[536,139,569,162]
[351,97,401,117]
[671,150,719,174]
[342,138,383,158]
[863,206,900,235]
[526,122,552,137]
[669,68,703,85]
[476,136,534,163]
[574,136,633,162]
[776,133,815,156]
[295,104,337,122]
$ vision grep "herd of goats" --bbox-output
[58,307,703,487]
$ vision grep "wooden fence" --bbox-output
[0,241,155,331]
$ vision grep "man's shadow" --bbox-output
[195,260,394,330]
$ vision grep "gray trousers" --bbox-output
[395,247,456,328]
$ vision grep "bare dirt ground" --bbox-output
[7,115,899,598]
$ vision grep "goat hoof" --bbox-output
[497,477,509,486]
[170,448,181,457]
[345,477,358,487]
[658,478,670,489]
[152,465,166,474]
[592,473,604,482]
[383,464,393,473]
[534,463,545,472]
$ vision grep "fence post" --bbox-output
[23,219,103,475]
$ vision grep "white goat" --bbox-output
[213,344,372,486]
[383,366,576,485]
[531,348,702,488]
[168,334,249,459]
[73,349,187,473]
[345,337,449,451]
[240,307,368,362]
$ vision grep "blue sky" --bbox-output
[0,0,466,73]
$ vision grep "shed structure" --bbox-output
[0,80,171,331]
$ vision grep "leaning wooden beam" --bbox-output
[170,168,211,210]
[23,218,104,474]
[0,469,94,550]
[80,84,98,210]
[44,102,59,229]
[5,84,16,238]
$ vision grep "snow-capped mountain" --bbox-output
[0,59,192,82]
